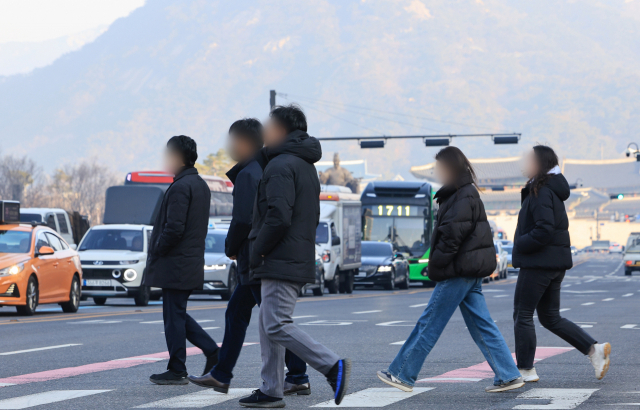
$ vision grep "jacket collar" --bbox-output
[173,166,197,182]
[434,172,474,204]
[226,158,253,184]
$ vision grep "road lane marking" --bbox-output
[513,388,598,409]
[581,302,595,306]
[300,320,355,326]
[390,340,405,345]
[410,303,429,308]
[376,321,414,327]
[482,289,505,292]
[135,388,255,408]
[621,324,639,329]
[292,315,317,319]
[0,344,82,356]
[622,293,634,297]
[140,320,164,324]
[602,298,614,301]
[559,308,571,312]
[418,347,573,383]
[353,310,382,314]
[562,290,607,294]
[202,327,220,330]
[312,387,434,407]
[196,320,215,323]
[494,295,509,298]
[0,390,110,409]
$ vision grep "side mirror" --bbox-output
[70,244,77,250]
[331,236,341,246]
[37,246,55,256]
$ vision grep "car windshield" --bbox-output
[316,222,329,244]
[361,242,392,257]
[502,245,513,254]
[20,213,42,223]
[79,229,144,251]
[0,230,32,253]
[205,232,226,253]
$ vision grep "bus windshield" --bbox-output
[363,212,427,257]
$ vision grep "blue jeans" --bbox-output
[388,277,520,386]
[210,283,309,385]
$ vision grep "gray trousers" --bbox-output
[259,279,340,398]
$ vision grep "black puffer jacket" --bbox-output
[145,167,210,290]
[512,174,573,270]
[249,130,322,284]
[428,173,496,282]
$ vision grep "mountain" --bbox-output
[1,0,639,179]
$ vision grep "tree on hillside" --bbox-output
[196,148,235,177]
[0,154,42,204]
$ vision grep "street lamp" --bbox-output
[625,142,640,161]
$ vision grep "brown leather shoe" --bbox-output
[284,381,311,396]
[187,373,230,393]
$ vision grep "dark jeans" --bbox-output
[162,288,219,374]
[211,283,309,385]
[514,269,597,369]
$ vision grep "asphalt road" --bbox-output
[0,254,639,409]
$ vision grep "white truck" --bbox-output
[315,187,362,294]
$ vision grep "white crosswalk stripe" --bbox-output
[312,387,434,407]
[134,388,255,408]
[0,390,110,409]
[513,388,598,409]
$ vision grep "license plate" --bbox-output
[84,279,111,287]
[507,263,513,267]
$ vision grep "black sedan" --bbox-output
[355,241,410,290]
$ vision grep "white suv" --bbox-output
[77,224,159,306]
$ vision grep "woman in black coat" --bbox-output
[377,147,524,394]
[513,145,611,382]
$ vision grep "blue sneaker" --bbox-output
[326,359,351,405]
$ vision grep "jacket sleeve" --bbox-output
[251,166,295,258]
[155,183,190,256]
[225,170,258,258]
[430,196,475,267]
[517,189,555,254]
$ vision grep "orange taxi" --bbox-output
[0,201,82,315]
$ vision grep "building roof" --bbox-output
[411,157,527,187]
[562,158,640,195]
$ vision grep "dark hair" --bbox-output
[167,135,198,167]
[229,118,263,149]
[434,146,478,187]
[270,104,307,133]
[529,145,559,196]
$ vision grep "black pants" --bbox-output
[210,283,309,384]
[162,288,219,374]
[514,269,596,369]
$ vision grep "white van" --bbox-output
[20,208,75,248]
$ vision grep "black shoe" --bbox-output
[149,370,189,385]
[188,373,230,393]
[239,389,285,408]
[326,359,351,405]
[284,381,311,396]
[203,349,219,376]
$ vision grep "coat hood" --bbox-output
[524,173,571,202]
[267,130,322,164]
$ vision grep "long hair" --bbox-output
[529,145,559,196]
[434,146,478,187]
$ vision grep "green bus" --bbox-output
[360,181,436,285]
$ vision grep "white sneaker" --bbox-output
[519,368,539,382]
[588,342,611,380]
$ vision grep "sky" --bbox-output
[0,0,145,44]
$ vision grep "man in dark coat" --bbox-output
[188,119,309,395]
[145,135,219,385]
[236,106,350,408]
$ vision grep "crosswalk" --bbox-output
[0,387,603,409]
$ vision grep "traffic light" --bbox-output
[360,140,385,148]
[610,194,626,200]
[618,194,624,200]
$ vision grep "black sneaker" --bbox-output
[203,349,219,376]
[326,358,351,405]
[238,389,285,408]
[149,370,189,385]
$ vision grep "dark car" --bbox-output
[300,250,325,297]
[355,241,409,290]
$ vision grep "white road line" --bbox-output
[292,315,317,319]
[353,310,382,314]
[376,321,414,327]
[494,295,509,298]
[0,383,16,387]
[0,390,110,409]
[581,302,595,306]
[300,320,354,326]
[390,340,405,345]
[562,290,607,294]
[602,298,615,301]
[202,327,220,330]
[196,320,215,323]
[410,303,429,308]
[482,289,505,292]
[559,308,571,312]
[425,377,483,382]
[0,344,82,356]
[312,387,434,407]
[580,325,593,328]
[140,320,164,324]
[67,320,105,324]
[622,293,634,297]
[621,324,639,329]
[135,388,255,408]
[513,388,598,409]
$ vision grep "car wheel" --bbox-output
[398,270,410,290]
[346,270,354,294]
[313,273,325,296]
[134,285,150,306]
[383,269,396,291]
[93,297,107,305]
[221,266,238,301]
[625,268,632,276]
[328,270,339,294]
[61,276,80,313]
[17,276,38,316]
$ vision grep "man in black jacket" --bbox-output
[237,106,350,408]
[145,136,219,385]
[188,119,309,394]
